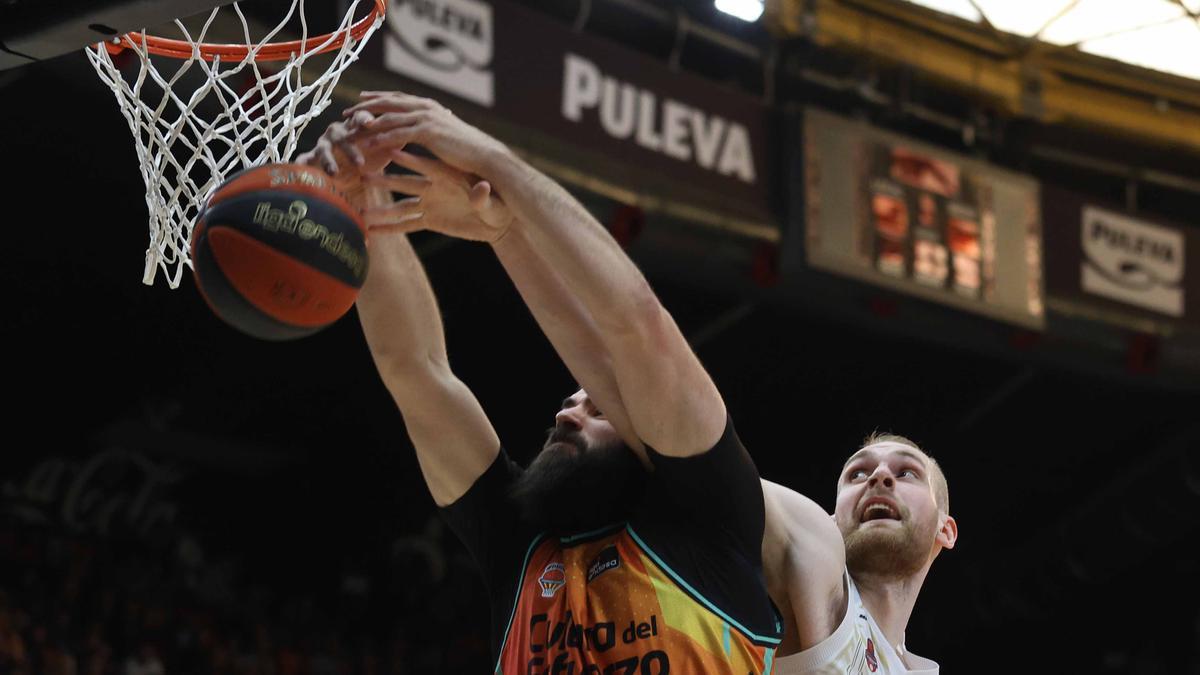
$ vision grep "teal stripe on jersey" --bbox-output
[626,526,782,646]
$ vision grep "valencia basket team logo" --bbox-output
[538,562,566,598]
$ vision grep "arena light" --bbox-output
[715,0,764,22]
[901,0,980,23]
[900,0,1200,81]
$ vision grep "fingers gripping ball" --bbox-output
[191,164,369,341]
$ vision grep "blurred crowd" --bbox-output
[0,515,491,675]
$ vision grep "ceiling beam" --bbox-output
[768,0,1200,155]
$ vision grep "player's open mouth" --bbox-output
[860,499,901,522]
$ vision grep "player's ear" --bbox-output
[936,514,957,550]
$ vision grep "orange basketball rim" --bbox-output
[102,0,387,62]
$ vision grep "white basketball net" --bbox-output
[85,0,385,288]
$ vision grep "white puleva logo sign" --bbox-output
[384,0,495,106]
[561,53,757,184]
[1080,206,1184,317]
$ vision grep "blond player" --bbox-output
[762,433,956,673]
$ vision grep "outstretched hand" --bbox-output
[363,149,515,244]
[300,94,515,242]
[294,110,392,210]
[343,91,512,179]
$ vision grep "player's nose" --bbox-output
[867,465,895,489]
[555,405,584,429]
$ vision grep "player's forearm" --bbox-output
[491,226,641,449]
[355,230,451,394]
[358,233,502,501]
[482,151,662,339]
[481,152,725,456]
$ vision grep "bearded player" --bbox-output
[301,93,783,674]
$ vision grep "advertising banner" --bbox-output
[802,108,1044,328]
[365,0,774,224]
[1043,186,1197,331]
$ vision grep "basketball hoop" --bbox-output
[85,0,386,288]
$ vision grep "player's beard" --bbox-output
[842,507,937,580]
[510,427,647,536]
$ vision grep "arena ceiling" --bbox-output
[901,0,1200,81]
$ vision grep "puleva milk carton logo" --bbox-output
[384,0,494,106]
[1080,206,1184,317]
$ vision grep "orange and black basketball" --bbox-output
[191,163,368,341]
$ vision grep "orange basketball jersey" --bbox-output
[496,525,779,674]
[440,417,782,675]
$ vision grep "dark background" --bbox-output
[2,1,1199,673]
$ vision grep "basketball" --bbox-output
[191,163,369,341]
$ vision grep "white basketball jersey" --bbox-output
[773,573,938,674]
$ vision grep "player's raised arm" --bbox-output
[760,479,848,652]
[356,232,501,506]
[299,119,500,507]
[490,159,723,458]
[360,149,643,455]
[346,93,724,459]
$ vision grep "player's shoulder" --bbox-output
[761,479,845,571]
